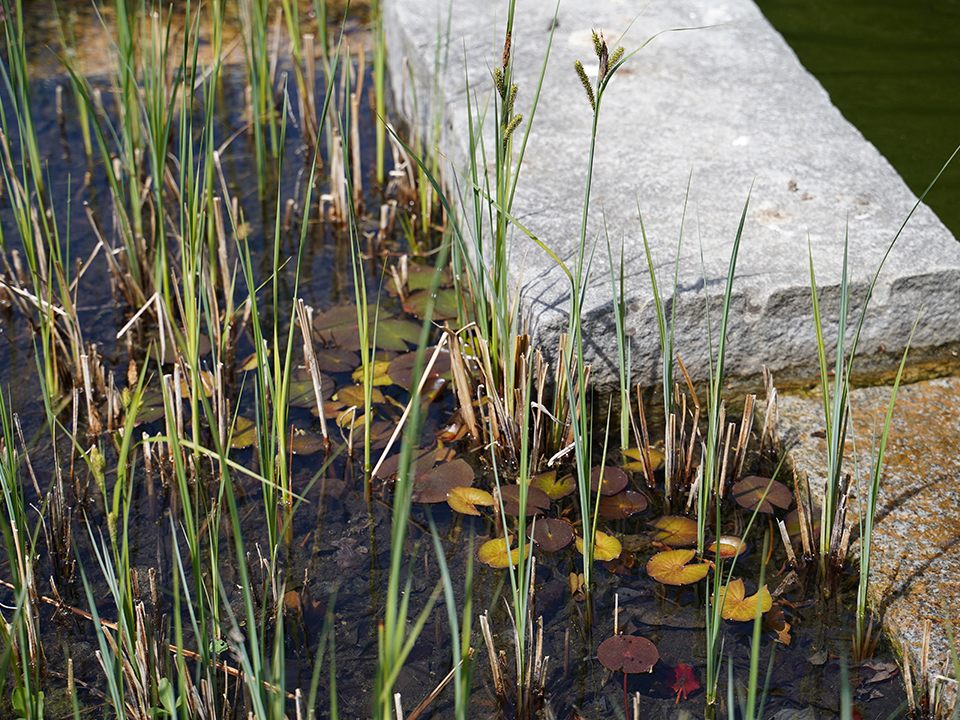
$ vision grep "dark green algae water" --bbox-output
[755,0,960,241]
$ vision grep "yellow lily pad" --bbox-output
[576,531,622,562]
[478,537,528,569]
[530,471,576,500]
[715,578,772,621]
[647,516,698,546]
[447,487,494,515]
[645,549,711,586]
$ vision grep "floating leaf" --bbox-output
[647,516,698,546]
[478,536,527,568]
[784,507,822,545]
[134,389,166,424]
[715,578,772,621]
[529,518,574,552]
[668,663,700,703]
[622,446,665,472]
[351,359,393,386]
[373,318,422,351]
[576,531,622,562]
[530,471,576,500]
[411,458,474,503]
[447,487,493,515]
[590,465,628,495]
[334,385,385,406]
[238,352,261,372]
[496,485,551,516]
[597,635,658,674]
[387,350,452,389]
[732,475,792,514]
[569,572,586,602]
[289,378,333,407]
[315,348,361,374]
[403,288,461,319]
[598,491,649,519]
[230,416,257,449]
[374,445,436,480]
[646,549,710,586]
[290,431,325,456]
[707,536,748,559]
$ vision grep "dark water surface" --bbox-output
[756,0,960,240]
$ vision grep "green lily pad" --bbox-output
[230,416,257,449]
[403,288,461,319]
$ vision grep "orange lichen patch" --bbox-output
[447,487,493,515]
[714,578,772,621]
[576,531,622,561]
[646,549,711,586]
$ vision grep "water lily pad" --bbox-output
[784,507,822,544]
[134,389,166,424]
[477,536,528,569]
[707,536,748,559]
[590,465,628,495]
[288,378,333,407]
[351,359,393,386]
[529,518,574,552]
[496,485,551,516]
[530,471,576,500]
[387,350,452,389]
[732,476,792,514]
[715,578,772,621]
[447,486,493,515]
[646,548,710,585]
[315,348,361,374]
[597,635,658,674]
[403,288,461,319]
[290,431,325,456]
[647,516,698,546]
[411,458,474,503]
[372,318,423,351]
[576,531,622,561]
[334,385,385,406]
[230,416,257,449]
[622,446,665,472]
[597,491,649,519]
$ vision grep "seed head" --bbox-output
[502,114,523,149]
[574,60,595,111]
[494,67,505,98]
[609,46,624,69]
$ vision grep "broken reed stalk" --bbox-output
[296,299,328,447]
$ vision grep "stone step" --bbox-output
[384,0,960,391]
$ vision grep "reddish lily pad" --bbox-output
[530,471,576,500]
[314,348,361,374]
[597,491,649,519]
[529,518,574,552]
[496,484,551,516]
[647,516,698,546]
[732,476,792,514]
[590,465,629,495]
[597,635,658,674]
[715,578,772,621]
[784,506,822,544]
[646,549,711,586]
[411,458,474,503]
[288,377,334,407]
[576,531,622,562]
[387,350,452,389]
[447,487,494,515]
[290,431,326,456]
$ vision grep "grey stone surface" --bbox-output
[385,0,960,390]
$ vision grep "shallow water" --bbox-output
[0,6,917,720]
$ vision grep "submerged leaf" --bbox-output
[647,516,698,546]
[732,476,792,514]
[646,549,710,586]
[668,663,700,703]
[597,635,658,674]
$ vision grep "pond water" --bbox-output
[0,4,919,720]
[755,0,960,241]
